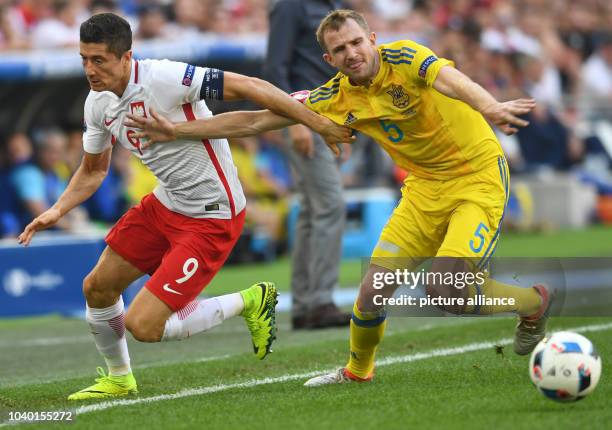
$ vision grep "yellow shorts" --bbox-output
[372,156,509,271]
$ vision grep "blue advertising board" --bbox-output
[0,235,144,318]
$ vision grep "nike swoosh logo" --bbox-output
[162,283,183,295]
[104,117,117,126]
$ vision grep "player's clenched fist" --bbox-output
[17,207,62,246]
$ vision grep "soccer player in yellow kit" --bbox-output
[127,10,553,386]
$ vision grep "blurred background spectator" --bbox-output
[83,145,131,224]
[5,129,89,233]
[31,0,81,49]
[0,0,611,248]
[231,135,289,246]
[582,33,612,101]
[0,0,28,50]
[6,132,43,230]
[166,0,203,39]
[135,3,168,40]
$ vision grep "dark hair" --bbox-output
[316,9,370,53]
[80,13,132,58]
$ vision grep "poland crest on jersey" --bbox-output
[130,101,147,118]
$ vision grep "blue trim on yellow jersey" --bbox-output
[383,59,414,65]
[310,89,339,99]
[477,157,509,270]
[311,76,341,90]
[309,77,342,103]
[381,49,414,65]
[381,47,417,54]
[309,89,339,103]
[310,83,340,96]
[381,50,415,59]
[477,157,508,268]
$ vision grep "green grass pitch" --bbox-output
[1,226,611,429]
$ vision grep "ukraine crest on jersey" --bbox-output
[386,84,409,108]
[304,40,504,180]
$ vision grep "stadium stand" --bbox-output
[1,0,611,246]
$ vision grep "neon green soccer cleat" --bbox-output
[240,282,278,359]
[67,367,138,400]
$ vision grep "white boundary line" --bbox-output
[0,354,234,390]
[1,321,610,427]
[0,319,477,389]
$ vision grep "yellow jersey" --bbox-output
[303,40,504,179]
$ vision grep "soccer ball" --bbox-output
[529,331,602,402]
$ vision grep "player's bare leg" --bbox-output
[84,246,144,307]
[68,246,143,400]
[125,288,174,342]
[126,282,278,360]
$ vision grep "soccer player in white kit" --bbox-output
[17,13,352,400]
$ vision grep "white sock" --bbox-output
[217,293,245,319]
[162,293,244,341]
[86,296,131,376]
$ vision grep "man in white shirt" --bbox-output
[31,0,81,49]
[18,12,351,400]
[582,35,612,97]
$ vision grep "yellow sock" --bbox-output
[346,301,387,379]
[466,278,541,316]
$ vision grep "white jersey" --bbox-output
[83,59,246,219]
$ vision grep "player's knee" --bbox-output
[83,269,125,307]
[129,327,162,343]
[358,265,399,313]
[83,273,108,303]
[357,283,385,314]
[125,314,164,343]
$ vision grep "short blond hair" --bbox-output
[316,9,370,53]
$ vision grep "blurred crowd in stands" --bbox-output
[1,0,611,248]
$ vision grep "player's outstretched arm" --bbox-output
[222,72,353,154]
[18,149,111,246]
[126,107,294,148]
[433,66,536,135]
